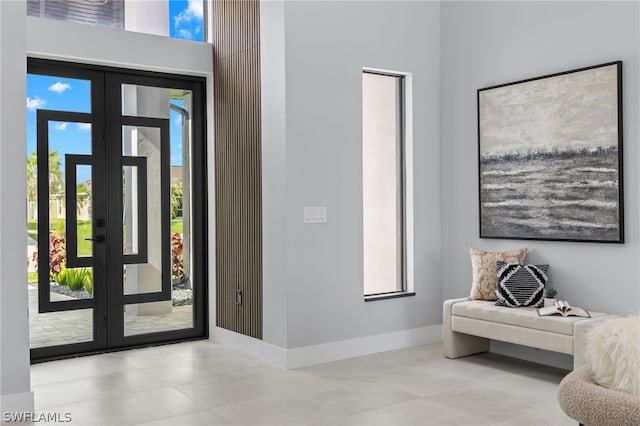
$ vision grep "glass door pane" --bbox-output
[119,83,194,336]
[39,116,95,306]
[29,309,94,349]
[27,71,98,351]
[122,125,160,294]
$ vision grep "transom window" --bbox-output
[27,0,206,42]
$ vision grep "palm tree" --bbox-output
[26,150,65,201]
[76,182,90,214]
[27,150,66,223]
[47,150,64,195]
[170,180,183,219]
[26,152,37,202]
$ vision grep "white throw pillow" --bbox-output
[588,317,640,397]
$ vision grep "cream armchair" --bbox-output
[558,365,640,426]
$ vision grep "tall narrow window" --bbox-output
[362,71,406,298]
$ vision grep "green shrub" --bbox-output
[55,269,68,286]
[64,268,91,291]
[83,269,93,295]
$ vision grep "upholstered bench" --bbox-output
[443,298,617,369]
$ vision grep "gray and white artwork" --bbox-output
[478,62,622,242]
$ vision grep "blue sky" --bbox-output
[26,75,186,183]
[26,1,203,182]
[170,0,204,42]
[26,75,93,165]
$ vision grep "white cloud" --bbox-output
[174,0,204,30]
[188,0,203,18]
[54,122,68,131]
[178,29,192,39]
[26,97,46,111]
[48,82,71,93]
[77,123,92,131]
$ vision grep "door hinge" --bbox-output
[103,314,108,328]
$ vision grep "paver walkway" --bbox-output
[28,285,193,349]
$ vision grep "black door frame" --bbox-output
[29,58,208,362]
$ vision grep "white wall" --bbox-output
[261,0,289,349]
[441,1,640,317]
[124,0,169,36]
[27,17,212,77]
[261,0,442,351]
[0,0,33,413]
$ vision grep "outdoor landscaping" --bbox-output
[27,223,191,307]
[27,149,190,306]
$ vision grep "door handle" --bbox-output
[85,235,106,243]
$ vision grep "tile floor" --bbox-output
[25,341,576,425]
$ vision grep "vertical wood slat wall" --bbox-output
[213,0,262,339]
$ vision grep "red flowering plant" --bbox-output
[32,250,39,267]
[171,232,185,285]
[48,232,66,280]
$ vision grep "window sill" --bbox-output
[364,292,415,302]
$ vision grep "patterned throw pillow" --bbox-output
[495,261,548,308]
[468,247,527,300]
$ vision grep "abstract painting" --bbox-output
[478,62,623,243]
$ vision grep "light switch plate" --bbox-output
[304,206,327,223]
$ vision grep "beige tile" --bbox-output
[132,409,226,426]
[30,354,132,387]
[33,369,164,410]
[44,387,207,425]
[310,380,419,418]
[213,394,327,426]
[104,347,186,369]
[174,378,268,408]
[493,403,576,426]
[29,342,573,426]
[314,398,480,426]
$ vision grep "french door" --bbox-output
[28,59,207,361]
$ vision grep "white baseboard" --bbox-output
[211,325,442,369]
[210,327,287,368]
[1,391,34,414]
[286,325,442,369]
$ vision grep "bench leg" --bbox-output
[444,330,490,359]
[443,298,489,359]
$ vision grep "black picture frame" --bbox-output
[477,61,623,243]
